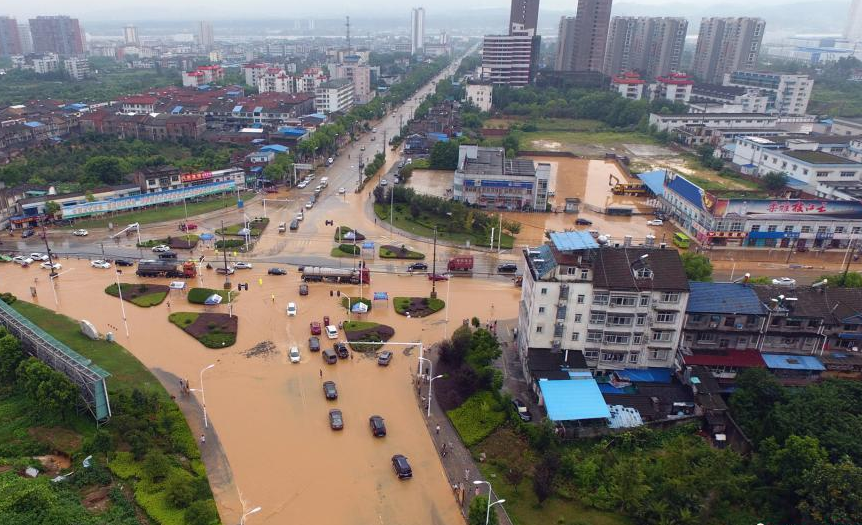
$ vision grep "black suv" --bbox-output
[114,259,134,267]
[329,409,343,430]
[268,268,287,275]
[369,415,386,437]
[334,343,349,359]
[407,262,428,272]
[309,336,320,352]
[299,283,309,296]
[391,454,412,479]
[323,381,338,400]
[575,218,593,226]
[497,263,518,273]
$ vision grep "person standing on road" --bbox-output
[436,424,441,435]
[200,434,206,445]
[319,369,323,378]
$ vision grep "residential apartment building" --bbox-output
[611,72,646,100]
[518,231,690,374]
[123,25,139,46]
[722,71,813,115]
[333,61,375,104]
[62,57,89,80]
[28,15,84,55]
[410,7,425,55]
[509,0,540,33]
[257,69,295,94]
[689,83,770,113]
[846,0,862,42]
[602,16,688,80]
[692,18,765,84]
[196,21,214,50]
[297,68,328,93]
[32,53,60,74]
[465,81,493,112]
[182,65,225,88]
[481,25,539,86]
[18,24,32,54]
[453,145,549,210]
[555,0,612,72]
[0,16,22,56]
[243,63,269,87]
[554,17,577,72]
[314,78,354,114]
[652,73,693,103]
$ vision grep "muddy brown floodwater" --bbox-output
[0,264,519,525]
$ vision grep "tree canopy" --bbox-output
[680,252,713,282]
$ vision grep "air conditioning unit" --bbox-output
[709,322,718,328]
[735,323,744,329]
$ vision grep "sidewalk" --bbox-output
[417,351,514,525]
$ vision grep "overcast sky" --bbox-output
[9,0,849,21]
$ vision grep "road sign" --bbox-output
[294,163,313,170]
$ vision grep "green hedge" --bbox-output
[447,391,506,447]
[379,246,425,259]
[215,239,246,250]
[188,288,233,304]
[340,297,372,311]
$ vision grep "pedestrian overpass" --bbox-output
[0,300,111,423]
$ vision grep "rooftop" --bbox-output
[528,348,588,378]
[592,247,689,292]
[781,149,857,165]
[458,146,537,177]
[687,282,765,315]
[762,353,825,371]
[549,231,599,251]
[539,378,611,422]
[682,349,766,368]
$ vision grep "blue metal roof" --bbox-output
[232,105,243,113]
[531,244,558,278]
[540,378,610,422]
[24,121,44,128]
[260,144,289,153]
[550,230,599,252]
[687,282,765,315]
[171,105,183,114]
[616,368,672,383]
[666,175,703,210]
[762,354,825,371]
[637,170,666,196]
[785,177,810,189]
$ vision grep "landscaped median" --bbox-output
[333,226,366,242]
[393,296,444,317]
[6,300,221,525]
[105,283,169,307]
[216,217,269,237]
[169,312,238,348]
[331,243,361,257]
[138,234,200,250]
[188,288,236,305]
[343,320,393,352]
[340,296,372,311]
[380,244,425,260]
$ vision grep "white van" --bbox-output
[325,325,338,340]
[320,177,329,188]
[278,222,287,233]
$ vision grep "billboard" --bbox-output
[181,171,213,183]
[62,181,236,219]
[712,199,862,220]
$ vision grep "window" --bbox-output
[571,332,580,341]
[538,307,545,314]
[724,316,736,327]
[601,352,625,363]
[785,318,802,327]
[577,294,585,304]
[566,267,578,275]
[801,226,811,233]
[574,314,582,322]
[586,330,603,343]
[639,295,650,306]
[635,267,653,279]
[656,312,677,323]
[836,226,846,234]
[750,224,760,232]
[629,352,640,364]
[607,315,633,326]
[767,225,777,232]
[580,269,589,279]
[817,226,828,234]
[592,293,609,305]
[697,332,716,343]
[816,171,829,178]
[651,331,673,342]
[650,349,669,360]
[853,227,862,234]
[784,226,794,233]
[590,312,606,324]
[540,288,548,295]
[535,326,543,333]
[719,339,729,348]
[660,292,680,303]
[632,333,643,344]
[610,295,636,307]
[584,350,599,359]
[636,314,646,326]
[604,333,630,345]
[841,171,856,178]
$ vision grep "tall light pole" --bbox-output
[427,374,443,417]
[419,356,431,383]
[473,480,506,525]
[114,269,130,337]
[191,364,216,428]
[240,506,261,525]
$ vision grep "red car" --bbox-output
[323,315,330,326]
[265,188,278,194]
[179,222,197,232]
[428,273,449,281]
[310,322,322,335]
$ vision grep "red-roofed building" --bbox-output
[182,65,224,87]
[611,71,645,100]
[653,72,693,103]
[120,96,157,114]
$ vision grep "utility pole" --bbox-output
[430,227,438,299]
[842,237,856,285]
[382,130,387,160]
[41,222,57,279]
[358,152,363,189]
[220,220,231,290]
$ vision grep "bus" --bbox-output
[673,232,691,249]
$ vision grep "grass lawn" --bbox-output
[485,117,607,132]
[373,203,514,249]
[188,287,235,304]
[447,391,506,447]
[333,226,365,241]
[340,297,372,311]
[331,244,361,258]
[67,191,255,229]
[11,301,163,392]
[137,234,200,249]
[521,130,658,149]
[393,296,444,317]
[380,245,425,259]
[104,283,169,307]
[216,218,269,237]
[168,312,237,348]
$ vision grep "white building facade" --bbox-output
[314,79,354,114]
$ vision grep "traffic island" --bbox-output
[105,283,169,307]
[343,321,393,352]
[216,217,269,236]
[188,288,237,305]
[137,234,200,250]
[340,296,372,311]
[393,296,444,317]
[380,245,425,260]
[169,312,237,348]
[333,226,366,242]
[331,244,361,257]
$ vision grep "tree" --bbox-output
[185,499,219,525]
[44,200,61,218]
[84,429,114,460]
[501,133,520,153]
[467,495,498,525]
[763,172,789,191]
[729,368,786,444]
[141,450,171,483]
[166,471,197,507]
[429,140,460,170]
[532,452,560,503]
[0,333,24,381]
[818,271,862,288]
[15,357,77,418]
[467,329,502,368]
[83,155,127,185]
[755,435,827,496]
[798,458,862,525]
[680,252,713,282]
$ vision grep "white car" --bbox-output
[296,212,304,221]
[91,260,111,269]
[772,277,797,287]
[372,127,377,133]
[305,202,313,209]
[337,187,346,194]
[12,256,33,266]
[325,325,338,340]
[152,244,170,252]
[380,179,388,187]
[287,302,297,316]
[646,219,663,226]
[233,262,253,269]
[297,182,308,189]
[40,261,62,270]
[72,229,89,237]
[29,253,49,261]
[289,346,301,363]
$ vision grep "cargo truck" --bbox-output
[136,260,197,278]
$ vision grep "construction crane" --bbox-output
[111,223,141,244]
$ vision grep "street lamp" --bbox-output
[473,480,505,525]
[427,374,443,417]
[190,364,215,428]
[240,506,261,525]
